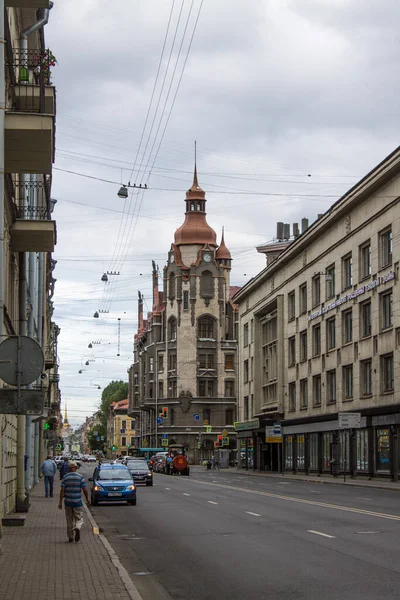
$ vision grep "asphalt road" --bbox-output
[80,464,400,600]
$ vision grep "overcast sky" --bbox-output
[46,0,400,428]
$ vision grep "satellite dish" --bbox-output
[0,336,45,386]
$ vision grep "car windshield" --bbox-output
[97,469,130,480]
[127,461,148,469]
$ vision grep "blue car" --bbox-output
[89,463,136,506]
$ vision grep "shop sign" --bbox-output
[265,425,282,443]
[234,419,260,431]
[339,412,361,429]
[308,270,394,322]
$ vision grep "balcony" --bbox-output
[45,345,56,369]
[5,0,51,6]
[11,206,56,252]
[5,49,56,174]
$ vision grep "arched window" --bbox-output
[198,316,214,339]
[197,202,201,211]
[191,203,195,211]
[200,270,214,298]
[169,272,175,299]
[169,318,177,341]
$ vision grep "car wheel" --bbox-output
[129,498,137,506]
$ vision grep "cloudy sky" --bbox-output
[46,0,400,428]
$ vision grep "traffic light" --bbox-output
[217,435,223,443]
[162,407,168,419]
[44,422,50,431]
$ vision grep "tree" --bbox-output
[87,425,107,452]
[99,380,128,427]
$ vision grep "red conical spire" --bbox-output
[216,227,231,260]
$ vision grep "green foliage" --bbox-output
[98,380,128,427]
[87,424,107,452]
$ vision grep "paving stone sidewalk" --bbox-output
[0,477,133,600]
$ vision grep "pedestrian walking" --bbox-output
[58,460,90,543]
[40,455,57,498]
[58,456,69,480]
[211,455,216,470]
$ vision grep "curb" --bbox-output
[83,504,144,600]
[235,470,400,492]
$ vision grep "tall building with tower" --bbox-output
[128,167,239,462]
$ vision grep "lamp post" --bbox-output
[117,183,148,198]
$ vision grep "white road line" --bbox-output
[246,511,262,517]
[307,530,336,539]
[208,501,218,505]
[183,493,191,496]
[356,531,380,534]
[165,488,170,491]
[356,497,373,501]
[278,482,290,485]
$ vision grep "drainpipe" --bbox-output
[0,0,4,541]
[20,3,53,51]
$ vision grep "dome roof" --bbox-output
[215,228,231,259]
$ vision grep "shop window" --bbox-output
[359,241,371,280]
[312,324,321,356]
[309,433,319,470]
[343,364,353,400]
[299,283,307,314]
[326,370,336,403]
[224,380,235,397]
[285,436,293,469]
[376,428,390,472]
[381,353,394,392]
[225,354,234,370]
[288,336,296,366]
[326,264,335,299]
[379,227,392,268]
[288,291,295,321]
[288,382,296,412]
[360,359,372,396]
[342,309,353,344]
[312,375,321,406]
[300,330,307,362]
[225,409,234,425]
[300,378,308,409]
[380,290,393,330]
[312,275,321,307]
[356,429,369,472]
[339,431,350,472]
[360,301,372,337]
[326,317,336,350]
[322,432,333,471]
[198,317,214,339]
[342,254,353,290]
[203,409,211,425]
[297,434,305,470]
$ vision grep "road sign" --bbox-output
[0,335,44,386]
[142,440,148,447]
[161,439,168,447]
[265,425,282,443]
[162,433,168,439]
[193,413,200,421]
[222,429,228,437]
[339,412,361,429]
[157,417,163,425]
[206,426,212,433]
[273,423,281,435]
[222,437,229,446]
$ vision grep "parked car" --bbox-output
[89,463,136,506]
[86,455,97,463]
[126,459,153,486]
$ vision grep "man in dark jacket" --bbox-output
[59,457,69,480]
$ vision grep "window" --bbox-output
[342,309,353,344]
[225,409,234,425]
[300,379,308,409]
[130,420,135,430]
[225,380,235,397]
[359,242,371,280]
[130,436,135,446]
[199,379,214,397]
[360,359,372,396]
[168,353,177,371]
[203,408,211,425]
[288,291,295,320]
[170,408,175,426]
[244,360,249,383]
[326,264,335,299]
[299,283,307,314]
[342,254,353,290]
[313,375,321,406]
[168,272,175,299]
[312,324,321,356]
[326,370,336,403]
[168,379,177,397]
[244,323,249,346]
[382,354,394,392]
[158,381,164,398]
[300,330,307,362]
[158,354,164,372]
[225,354,234,370]
[121,437,126,446]
[198,317,214,339]
[288,336,296,366]
[243,396,249,421]
[326,317,336,350]
[379,227,392,268]
[312,275,321,307]
[169,318,177,341]
[381,290,393,330]
[121,420,126,430]
[360,301,372,337]
[198,354,214,369]
[183,291,189,310]
[200,270,214,298]
[288,382,296,412]
[343,365,353,399]
[149,357,154,372]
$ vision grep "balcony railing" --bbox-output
[49,373,60,384]
[16,206,49,220]
[7,48,55,87]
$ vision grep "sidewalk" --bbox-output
[0,477,141,600]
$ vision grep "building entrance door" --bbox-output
[376,428,390,473]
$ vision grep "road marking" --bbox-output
[165,488,170,491]
[308,530,336,539]
[208,501,218,505]
[190,479,400,522]
[356,497,372,501]
[212,480,218,483]
[245,511,261,517]
[133,572,152,576]
[278,482,290,485]
[356,531,380,534]
[183,493,191,496]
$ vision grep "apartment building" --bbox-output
[0,0,59,522]
[235,146,400,479]
[128,169,238,463]
[108,400,136,457]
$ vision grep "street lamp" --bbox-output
[118,185,129,199]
